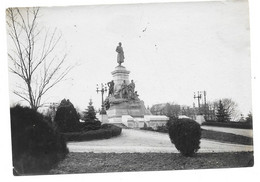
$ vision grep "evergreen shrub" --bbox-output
[10,105,68,175]
[54,99,80,132]
[80,100,101,131]
[168,118,201,156]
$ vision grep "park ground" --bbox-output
[49,126,254,174]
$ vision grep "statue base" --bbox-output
[105,64,168,128]
[106,99,151,119]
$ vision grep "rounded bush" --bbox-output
[168,118,201,156]
[10,105,68,175]
[54,100,80,132]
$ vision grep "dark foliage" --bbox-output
[216,100,230,122]
[83,101,97,121]
[168,118,201,156]
[10,105,68,175]
[156,124,169,133]
[62,124,122,141]
[245,112,253,126]
[140,123,169,133]
[54,99,80,132]
[140,127,154,131]
[80,100,101,131]
[79,121,101,131]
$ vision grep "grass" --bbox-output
[49,152,253,174]
[143,126,253,145]
[48,127,254,174]
[201,129,253,145]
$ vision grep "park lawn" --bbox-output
[49,152,253,174]
[201,129,253,145]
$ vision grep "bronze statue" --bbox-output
[116,42,125,66]
[120,80,128,99]
[128,80,135,99]
[107,80,114,96]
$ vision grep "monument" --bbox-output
[103,43,168,128]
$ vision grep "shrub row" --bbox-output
[10,105,68,175]
[203,120,253,129]
[62,124,122,142]
[78,121,101,131]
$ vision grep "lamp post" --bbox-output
[96,83,107,114]
[194,91,202,114]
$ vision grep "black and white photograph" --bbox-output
[1,0,259,181]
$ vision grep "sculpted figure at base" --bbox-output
[116,42,125,66]
[107,80,114,96]
[128,80,136,99]
[120,80,128,99]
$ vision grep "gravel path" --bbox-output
[68,129,253,153]
[201,126,253,138]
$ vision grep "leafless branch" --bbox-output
[7,7,72,111]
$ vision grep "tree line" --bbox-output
[150,98,252,122]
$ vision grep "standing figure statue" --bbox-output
[107,80,114,96]
[128,80,135,99]
[116,42,125,66]
[120,80,128,99]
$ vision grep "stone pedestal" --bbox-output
[96,114,109,123]
[107,100,151,119]
[111,65,130,92]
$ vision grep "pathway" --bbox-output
[68,129,253,153]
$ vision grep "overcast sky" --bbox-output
[8,0,252,115]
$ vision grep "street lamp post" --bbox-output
[194,91,202,114]
[96,83,107,114]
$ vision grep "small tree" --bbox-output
[83,99,97,122]
[245,112,253,125]
[212,98,240,121]
[216,100,230,122]
[54,99,80,132]
[82,99,101,131]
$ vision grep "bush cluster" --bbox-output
[10,105,68,175]
[62,124,122,141]
[156,124,169,133]
[79,120,101,131]
[168,118,201,157]
[140,124,169,133]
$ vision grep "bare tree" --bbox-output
[6,7,72,111]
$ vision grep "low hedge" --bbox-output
[62,123,122,141]
[140,125,168,133]
[203,121,253,129]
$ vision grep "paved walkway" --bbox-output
[68,129,253,153]
[201,126,253,138]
